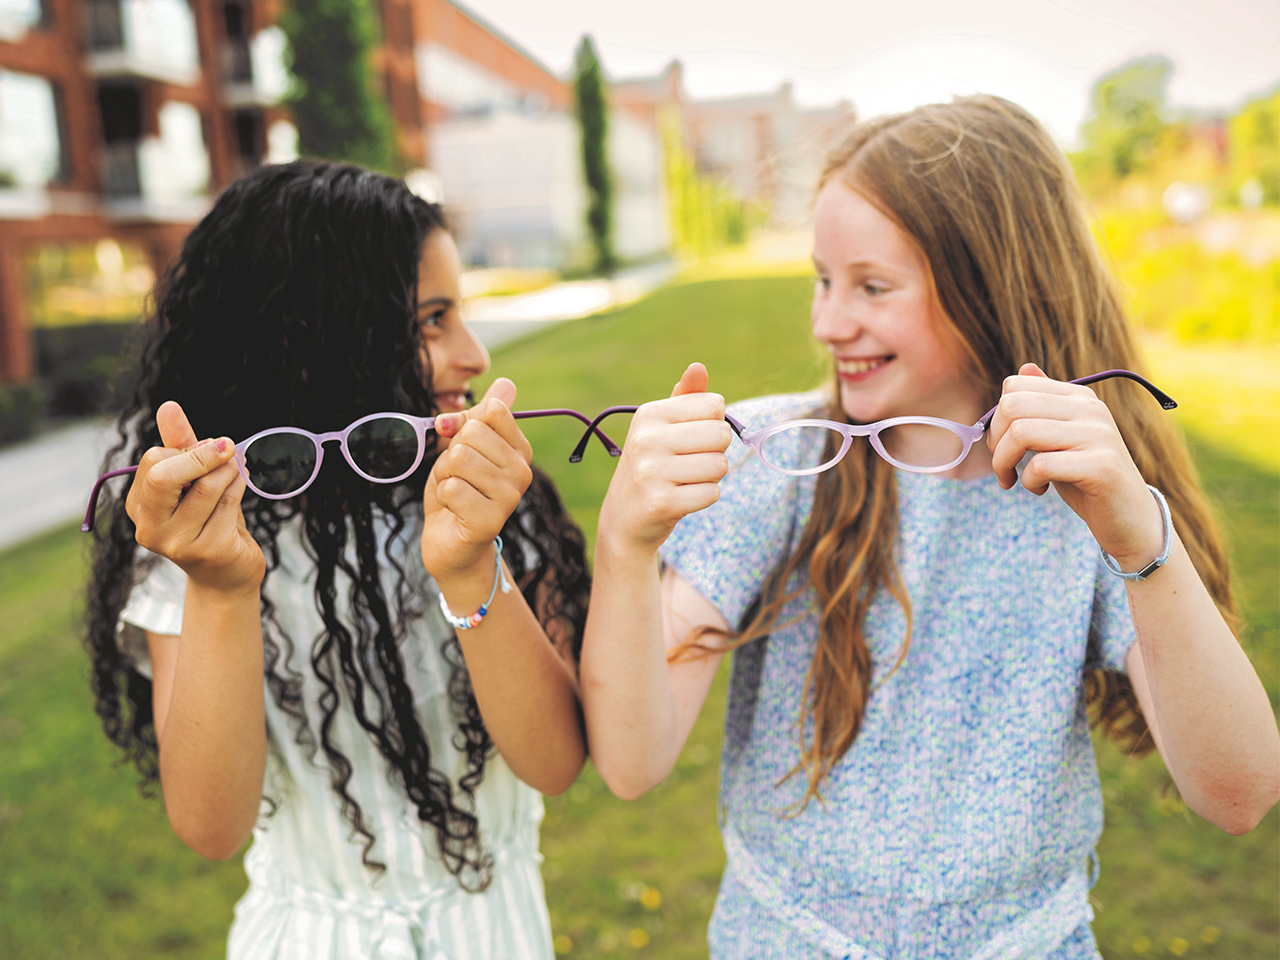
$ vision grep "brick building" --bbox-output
[0,0,574,383]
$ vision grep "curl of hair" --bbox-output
[686,95,1237,808]
[84,160,590,888]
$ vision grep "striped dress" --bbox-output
[119,516,554,960]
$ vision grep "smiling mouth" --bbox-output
[836,356,893,376]
[435,390,470,412]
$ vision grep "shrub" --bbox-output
[0,380,46,445]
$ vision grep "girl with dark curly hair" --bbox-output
[84,159,592,958]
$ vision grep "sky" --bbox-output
[459,0,1280,148]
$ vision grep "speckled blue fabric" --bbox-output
[659,392,1136,960]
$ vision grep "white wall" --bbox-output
[431,107,668,270]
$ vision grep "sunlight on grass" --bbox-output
[1140,333,1279,473]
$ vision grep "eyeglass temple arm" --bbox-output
[512,409,621,457]
[568,408,748,463]
[976,369,1177,431]
[82,466,138,533]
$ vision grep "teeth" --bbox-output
[837,358,888,375]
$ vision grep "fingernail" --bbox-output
[215,438,228,452]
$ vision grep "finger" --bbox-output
[435,384,534,466]
[481,376,517,408]
[145,435,239,493]
[436,377,517,439]
[170,460,245,531]
[640,391,727,427]
[1018,361,1049,380]
[670,362,709,398]
[432,473,512,542]
[433,438,532,505]
[156,400,200,452]
[662,451,732,485]
[630,418,733,457]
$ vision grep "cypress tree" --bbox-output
[279,0,398,172]
[573,35,615,274]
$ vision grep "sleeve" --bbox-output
[659,421,815,629]
[1088,551,1138,674]
[117,550,188,679]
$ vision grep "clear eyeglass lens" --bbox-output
[243,432,317,496]
[877,422,966,469]
[758,425,845,473]
[347,417,420,480]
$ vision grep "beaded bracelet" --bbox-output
[1100,484,1172,581]
[438,535,513,630]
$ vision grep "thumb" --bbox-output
[670,362,709,398]
[480,376,517,408]
[156,400,199,451]
[436,377,517,438]
[1018,362,1049,379]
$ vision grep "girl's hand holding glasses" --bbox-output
[125,400,265,597]
[598,362,733,556]
[987,362,1166,572]
[421,378,533,593]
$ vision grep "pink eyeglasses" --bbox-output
[83,408,620,532]
[566,370,1176,476]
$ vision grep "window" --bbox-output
[0,0,46,39]
[0,70,63,189]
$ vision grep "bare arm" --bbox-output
[423,379,586,795]
[1122,535,1280,834]
[579,363,735,799]
[990,364,1280,833]
[127,401,267,860]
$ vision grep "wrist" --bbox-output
[1100,485,1173,581]
[436,537,512,630]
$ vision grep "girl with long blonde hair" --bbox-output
[580,96,1280,958]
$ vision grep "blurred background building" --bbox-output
[0,0,849,404]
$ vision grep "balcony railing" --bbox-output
[102,141,140,198]
[87,0,124,49]
[84,0,200,86]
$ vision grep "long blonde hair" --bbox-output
[701,95,1237,809]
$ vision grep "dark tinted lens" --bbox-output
[758,425,843,473]
[347,417,420,480]
[243,432,317,496]
[877,423,965,468]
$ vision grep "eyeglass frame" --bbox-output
[566,369,1177,476]
[83,371,1177,533]
[82,408,622,533]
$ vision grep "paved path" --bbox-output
[0,263,673,551]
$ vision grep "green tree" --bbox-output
[1075,55,1174,180]
[279,0,398,172]
[1228,87,1280,206]
[573,35,615,274]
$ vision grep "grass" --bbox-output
[0,273,1275,958]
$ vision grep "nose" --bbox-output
[451,317,490,376]
[810,284,861,345]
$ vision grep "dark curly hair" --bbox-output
[84,160,591,889]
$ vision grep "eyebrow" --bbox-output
[416,296,454,311]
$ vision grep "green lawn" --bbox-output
[1,274,1275,958]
